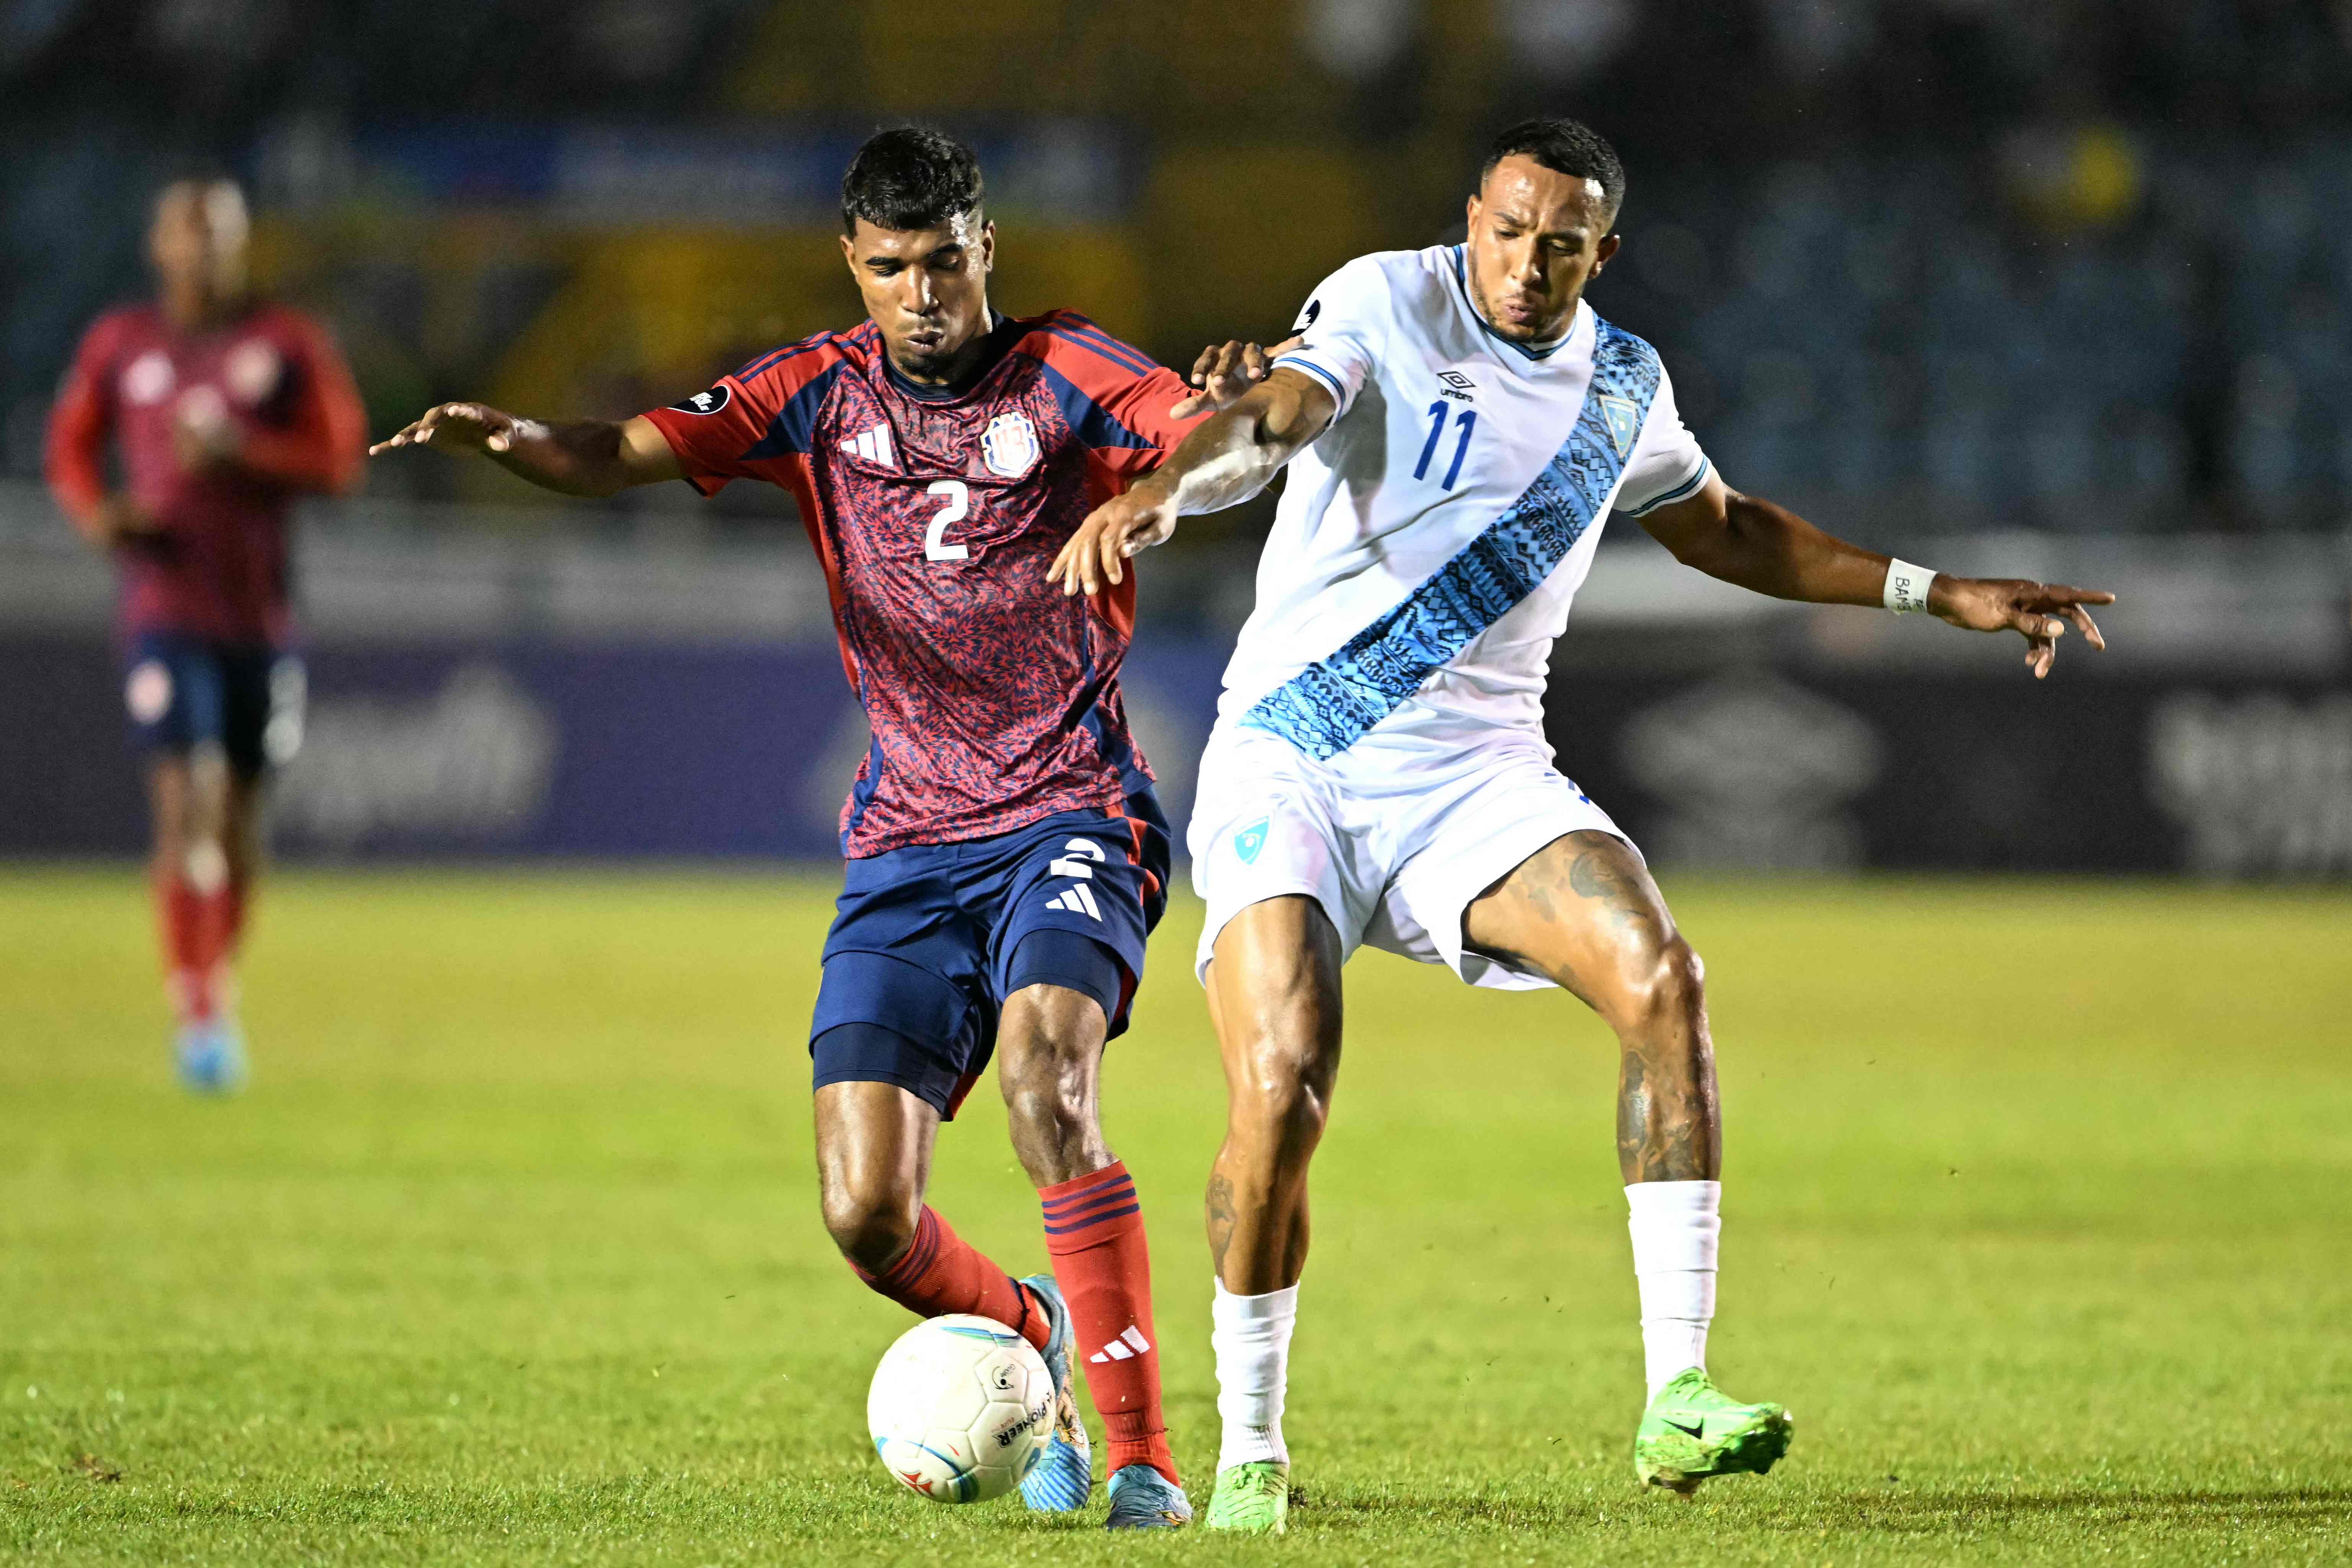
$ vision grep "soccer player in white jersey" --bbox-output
[1053,117,2114,1529]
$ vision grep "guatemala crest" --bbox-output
[1232,816,1270,865]
[981,411,1040,478]
[1597,393,1640,458]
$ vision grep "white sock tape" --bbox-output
[1884,559,1938,613]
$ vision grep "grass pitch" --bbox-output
[2,865,2347,1565]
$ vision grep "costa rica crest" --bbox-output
[980,412,1040,478]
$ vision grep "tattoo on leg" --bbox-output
[1616,1050,1651,1175]
[1568,846,1651,937]
[1205,1170,1237,1273]
[1617,1045,1716,1183]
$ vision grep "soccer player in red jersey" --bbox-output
[46,177,369,1091]
[372,127,1271,1528]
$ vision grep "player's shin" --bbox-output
[1625,1179,1720,1394]
[849,1205,1052,1353]
[153,865,220,1022]
[1041,1161,1178,1484]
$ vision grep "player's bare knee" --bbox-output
[820,1174,920,1273]
[996,1009,1100,1139]
[1617,934,1707,1036]
[1230,1033,1335,1155]
[999,1068,1093,1156]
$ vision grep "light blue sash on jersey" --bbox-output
[1242,317,1664,760]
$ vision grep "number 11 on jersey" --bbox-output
[1414,401,1477,491]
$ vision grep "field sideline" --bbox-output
[3,865,2347,1564]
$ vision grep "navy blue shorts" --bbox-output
[810,789,1171,1120]
[123,632,303,778]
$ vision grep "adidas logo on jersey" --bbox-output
[843,424,895,467]
[1087,1325,1152,1364]
[1046,885,1102,921]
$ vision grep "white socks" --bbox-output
[1205,1190,1710,1462]
[1211,1278,1298,1470]
[1626,1180,1720,1397]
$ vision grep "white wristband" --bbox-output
[1883,559,1938,614]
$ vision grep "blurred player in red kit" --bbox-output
[372,127,1277,1528]
[45,178,369,1091]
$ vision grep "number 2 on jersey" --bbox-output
[1413,401,1477,491]
[924,479,970,562]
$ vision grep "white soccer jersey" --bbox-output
[1216,244,1710,756]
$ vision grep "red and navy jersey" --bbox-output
[640,311,1204,858]
[46,302,367,646]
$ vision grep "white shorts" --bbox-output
[1187,721,1634,990]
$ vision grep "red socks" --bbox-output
[155,869,233,1023]
[1041,1161,1178,1485]
[854,1206,1050,1353]
[846,1166,1178,1488]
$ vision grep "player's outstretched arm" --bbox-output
[1639,470,2114,679]
[1167,335,1305,419]
[1047,367,1335,597]
[368,404,682,499]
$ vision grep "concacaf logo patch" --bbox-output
[1597,393,1640,459]
[669,385,730,416]
[1233,816,1270,865]
[981,412,1040,478]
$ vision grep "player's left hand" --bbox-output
[1170,336,1304,419]
[1928,577,2115,679]
[1049,485,1180,597]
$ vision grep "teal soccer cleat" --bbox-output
[1104,1463,1192,1530]
[1633,1368,1794,1495]
[175,1018,246,1094]
[1016,1274,1093,1512]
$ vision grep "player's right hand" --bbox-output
[1050,487,1181,597]
[1927,576,2114,680]
[369,402,523,458]
[1171,336,1304,419]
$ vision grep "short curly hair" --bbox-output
[841,126,984,235]
[1478,117,1625,219]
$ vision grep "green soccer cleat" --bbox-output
[1633,1368,1794,1496]
[1203,1459,1289,1534]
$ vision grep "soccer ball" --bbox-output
[867,1314,1053,1504]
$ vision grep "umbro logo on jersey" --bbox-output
[1437,369,1477,402]
[844,424,896,467]
[1597,393,1640,458]
[668,385,730,416]
[1047,884,1102,921]
[1087,1325,1152,1364]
